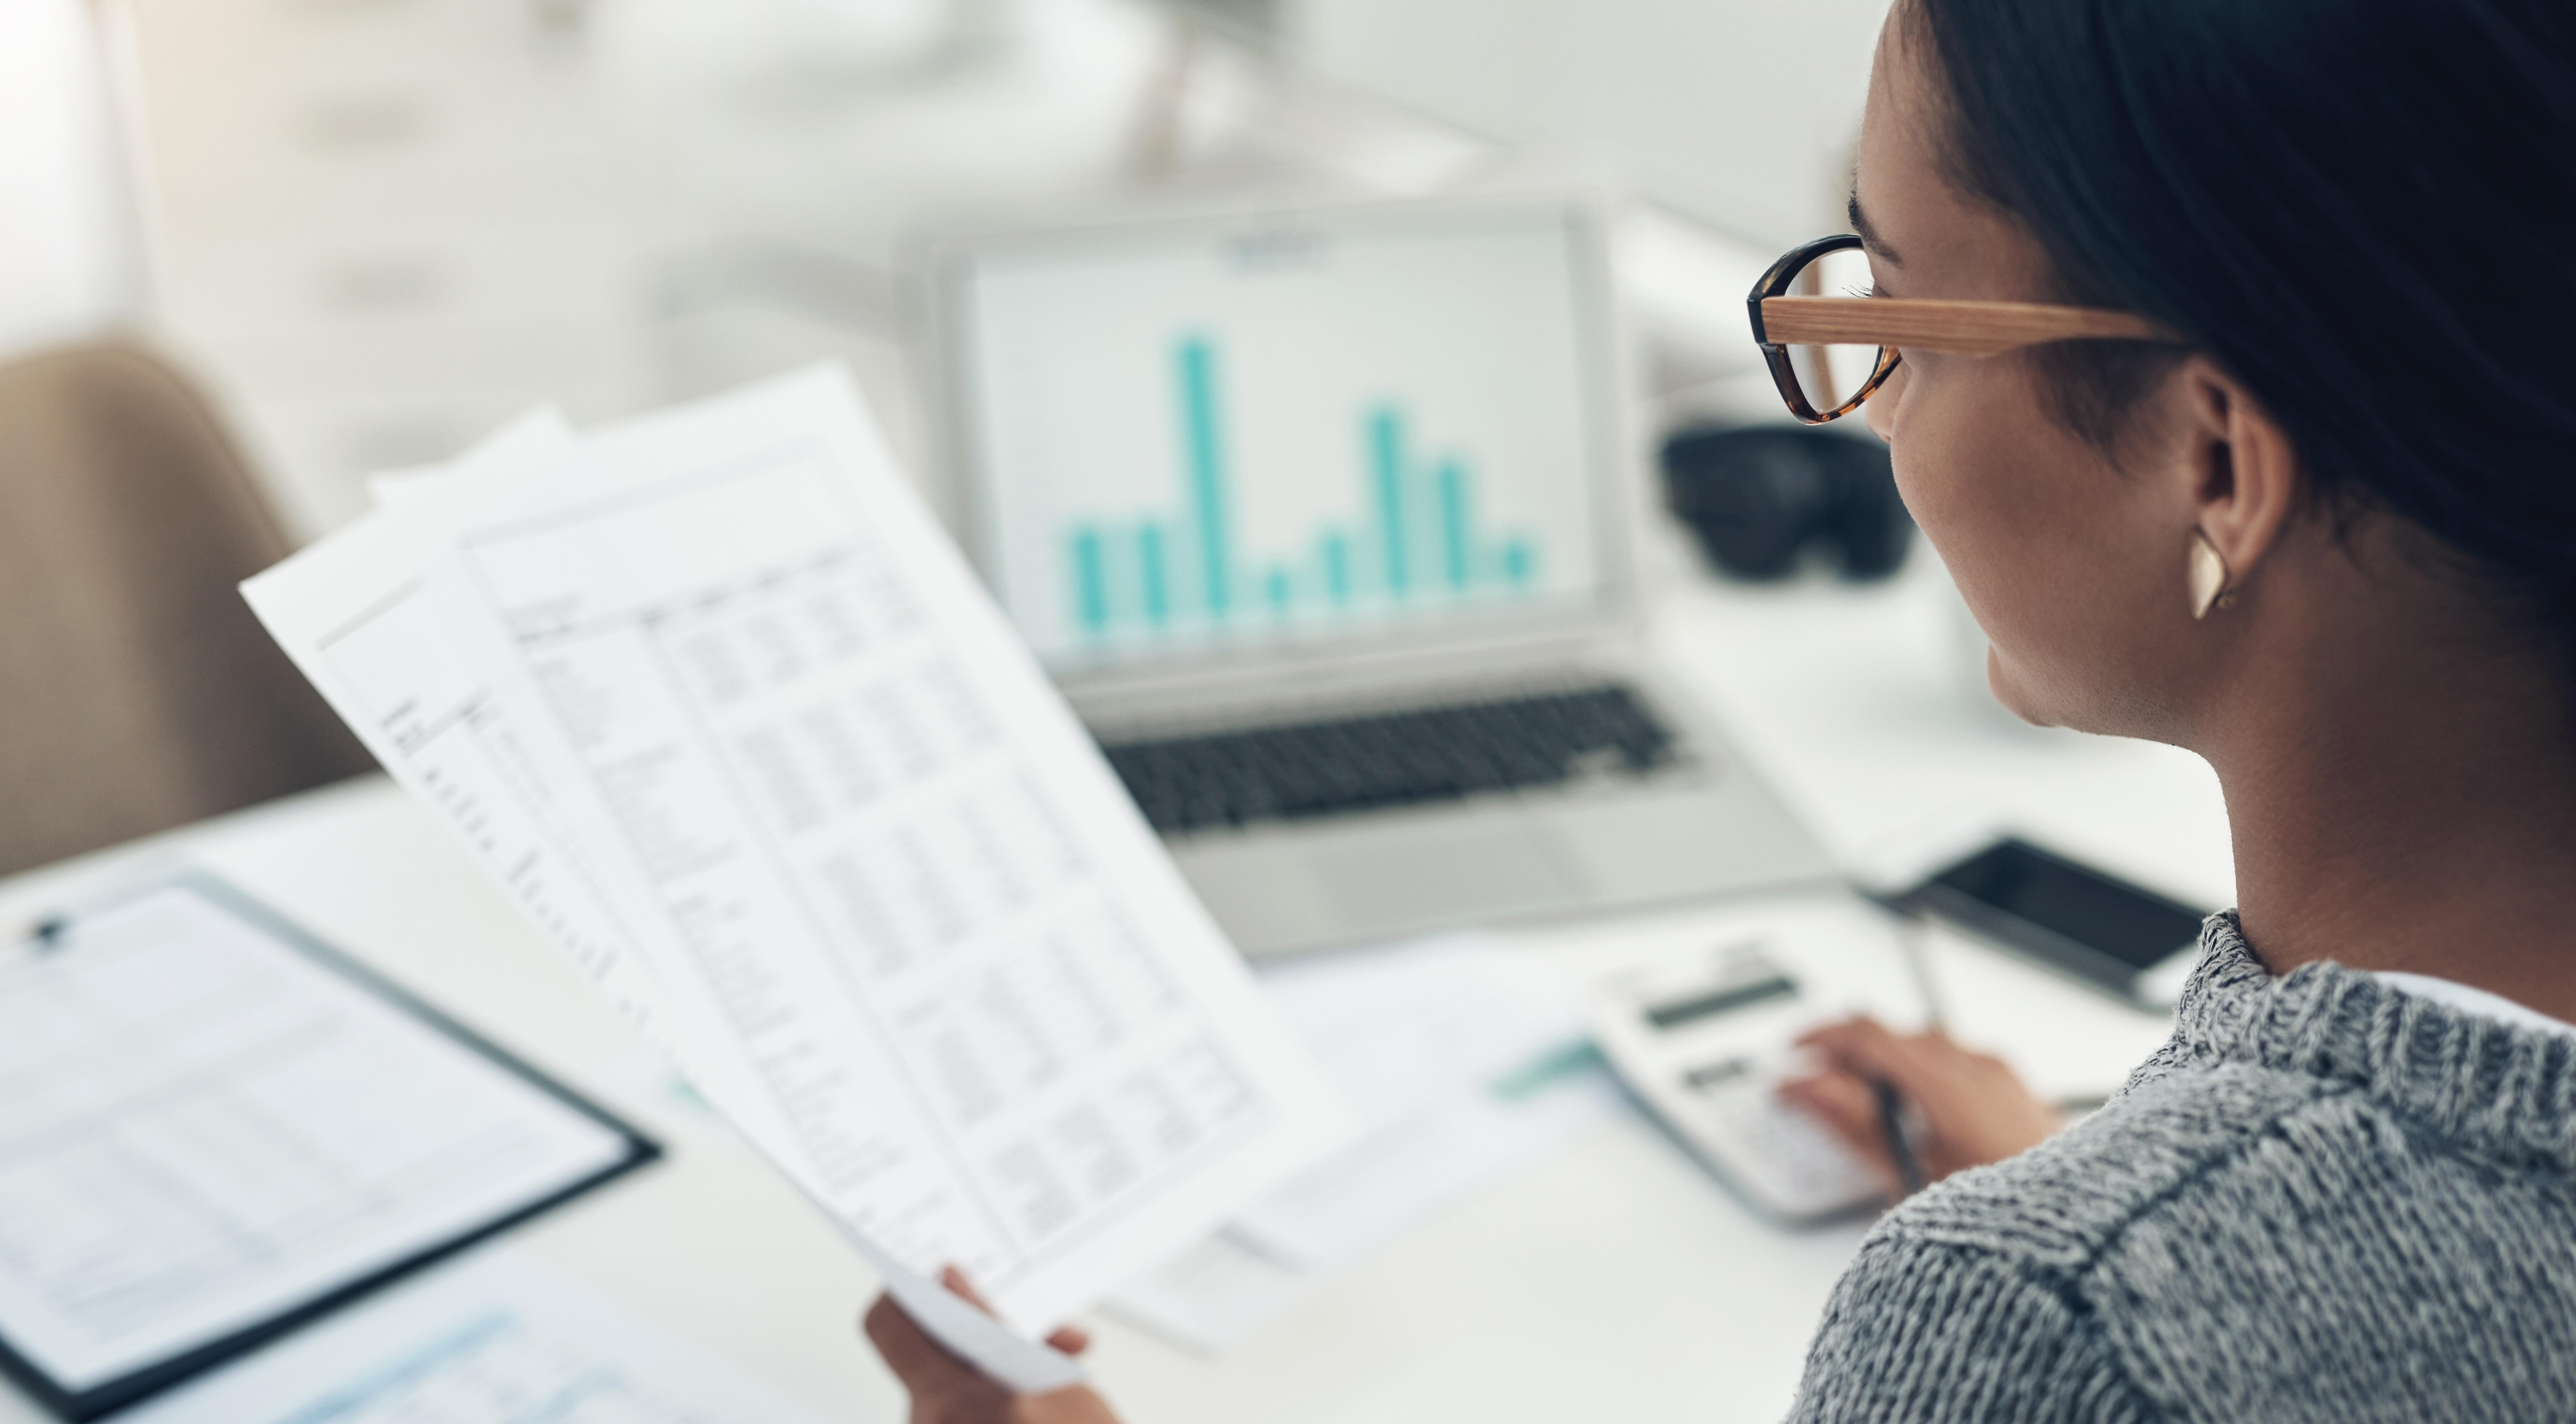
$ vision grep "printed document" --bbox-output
[242,369,1342,1380]
[118,1250,834,1424]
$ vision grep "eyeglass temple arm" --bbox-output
[1757,296,2172,355]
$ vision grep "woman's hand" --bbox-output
[861,1267,1124,1424]
[1778,1017,2064,1196]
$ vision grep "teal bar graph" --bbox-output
[1370,409,1408,595]
[1436,459,1470,591]
[1139,523,1169,624]
[1178,338,1232,617]
[1063,333,1538,639]
[1071,527,1108,634]
[1323,531,1352,605]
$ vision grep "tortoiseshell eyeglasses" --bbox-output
[1748,233,2174,424]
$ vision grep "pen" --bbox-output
[1892,905,1951,1034]
[1874,1079,1927,1197]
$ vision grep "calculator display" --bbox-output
[1644,974,1798,1030]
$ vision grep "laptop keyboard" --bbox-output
[1099,683,1686,836]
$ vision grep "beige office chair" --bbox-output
[0,341,373,877]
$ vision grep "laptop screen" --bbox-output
[948,201,1620,668]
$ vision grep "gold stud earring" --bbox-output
[2188,529,2232,620]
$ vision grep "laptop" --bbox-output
[924,192,1835,955]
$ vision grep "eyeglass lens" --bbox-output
[1780,245,1886,417]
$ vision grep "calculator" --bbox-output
[1587,901,1927,1224]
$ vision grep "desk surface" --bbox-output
[0,562,2225,1424]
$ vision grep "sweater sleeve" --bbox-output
[1784,1236,2157,1424]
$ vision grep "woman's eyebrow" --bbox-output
[1848,192,1904,265]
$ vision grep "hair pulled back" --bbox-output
[1913,0,2576,668]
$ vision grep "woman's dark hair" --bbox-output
[1912,0,2576,666]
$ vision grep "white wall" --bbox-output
[1290,0,1889,245]
[0,0,134,355]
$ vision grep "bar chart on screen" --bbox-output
[959,208,1609,661]
[1062,334,1543,640]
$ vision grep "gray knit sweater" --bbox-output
[1787,913,2576,1422]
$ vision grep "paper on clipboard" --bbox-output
[243,368,1344,1387]
[0,877,653,1412]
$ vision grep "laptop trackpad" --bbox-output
[1310,822,1591,931]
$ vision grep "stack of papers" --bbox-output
[240,368,1343,1388]
[119,1251,834,1424]
[1110,936,1623,1353]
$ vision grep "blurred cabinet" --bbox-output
[1290,0,1885,243]
[112,0,649,532]
[0,0,134,355]
[108,0,1844,535]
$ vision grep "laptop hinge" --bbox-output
[1063,623,1644,737]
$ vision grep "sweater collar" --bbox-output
[2173,913,2576,1173]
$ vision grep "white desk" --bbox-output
[0,559,2227,1424]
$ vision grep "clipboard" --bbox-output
[0,872,659,1421]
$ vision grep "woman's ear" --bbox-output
[2177,360,2303,595]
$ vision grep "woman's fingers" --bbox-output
[1778,1069,1903,1196]
[937,1266,1092,1357]
[1045,1325,1092,1355]
[864,1292,992,1398]
[1797,1017,2063,1177]
[1798,1016,1933,1088]
[866,1278,1121,1424]
[940,1265,997,1313]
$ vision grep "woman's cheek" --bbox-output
[1878,359,2066,715]
[1863,358,1905,445]
[1879,358,1987,573]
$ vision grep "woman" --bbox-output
[864,0,2576,1416]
